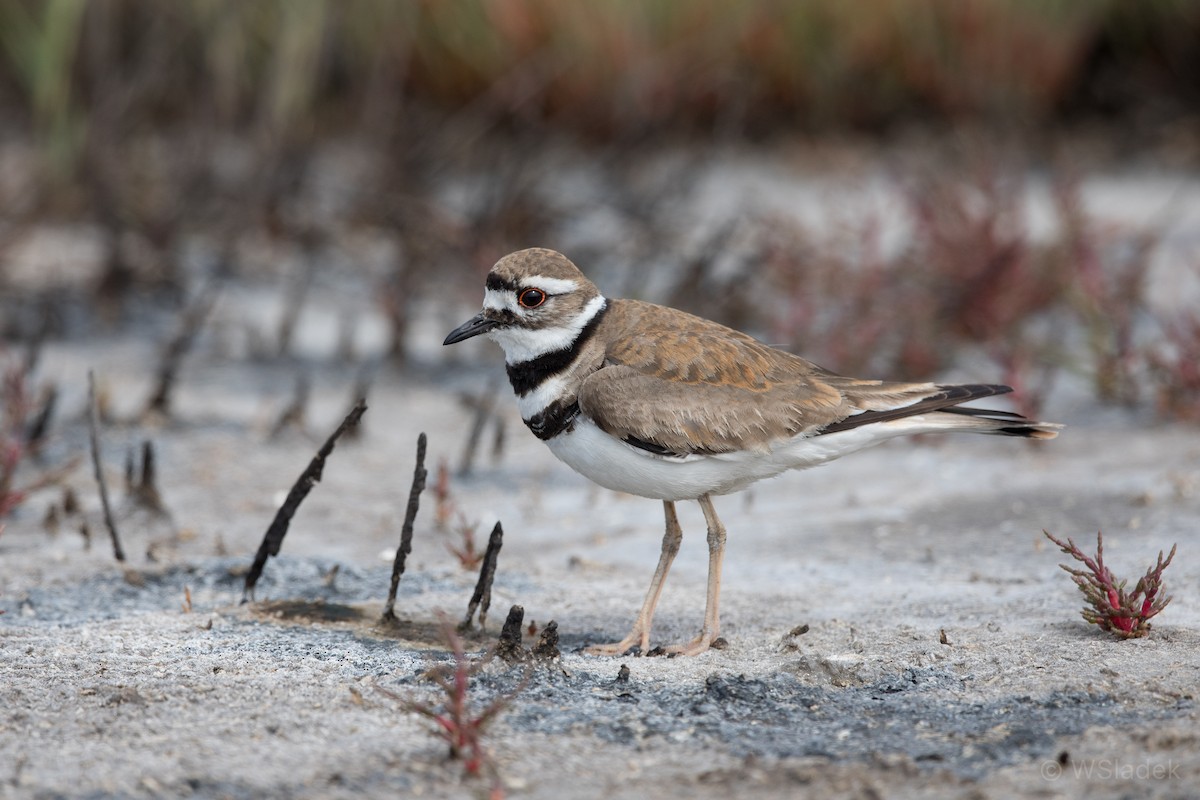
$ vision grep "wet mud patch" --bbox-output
[250,600,491,651]
[1,556,471,627]
[253,598,374,624]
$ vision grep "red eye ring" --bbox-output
[518,288,547,308]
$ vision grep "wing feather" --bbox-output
[578,299,1022,457]
[578,301,843,455]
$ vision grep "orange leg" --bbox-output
[585,500,683,656]
[665,494,726,656]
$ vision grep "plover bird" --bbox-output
[444,248,1061,656]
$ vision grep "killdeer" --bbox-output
[444,248,1061,656]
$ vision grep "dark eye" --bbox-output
[518,288,546,308]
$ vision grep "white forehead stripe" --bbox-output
[483,288,517,312]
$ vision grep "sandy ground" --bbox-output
[3,147,1199,800]
[2,332,1198,800]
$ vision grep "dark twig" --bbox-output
[343,361,377,441]
[124,447,135,491]
[243,399,368,600]
[461,521,504,631]
[383,432,427,622]
[531,620,561,661]
[276,256,315,358]
[496,604,526,663]
[269,373,310,438]
[490,415,506,465]
[22,311,48,376]
[43,504,60,535]
[63,486,79,515]
[336,310,357,362]
[141,441,156,493]
[127,440,167,514]
[87,371,125,562]
[25,385,57,458]
[144,280,220,418]
[458,382,496,477]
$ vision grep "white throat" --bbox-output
[488,294,607,364]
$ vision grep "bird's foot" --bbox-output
[584,629,648,657]
[664,629,721,657]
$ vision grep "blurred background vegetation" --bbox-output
[0,0,1198,417]
[1,0,1198,161]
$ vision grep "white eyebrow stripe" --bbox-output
[523,276,579,295]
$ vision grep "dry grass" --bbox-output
[0,0,1195,171]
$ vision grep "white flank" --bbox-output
[543,413,976,502]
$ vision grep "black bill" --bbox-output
[443,312,498,345]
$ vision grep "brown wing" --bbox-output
[577,299,1006,456]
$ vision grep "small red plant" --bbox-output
[1147,314,1200,422]
[1,351,75,523]
[377,622,512,797]
[431,459,485,569]
[1044,530,1176,638]
[433,459,454,530]
[445,512,483,570]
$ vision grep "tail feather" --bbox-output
[818,383,1062,440]
[934,410,1062,440]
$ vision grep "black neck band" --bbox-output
[506,301,608,396]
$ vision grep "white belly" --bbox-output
[543,416,903,501]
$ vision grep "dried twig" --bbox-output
[1044,530,1176,638]
[87,371,125,562]
[461,521,503,631]
[336,310,357,362]
[532,620,561,661]
[127,440,167,514]
[343,362,377,440]
[496,604,526,663]
[144,280,220,418]
[383,432,427,622]
[22,311,48,375]
[276,256,315,358]
[269,373,310,438]
[490,416,506,465]
[458,383,496,477]
[243,399,367,600]
[24,384,57,458]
